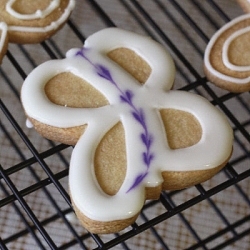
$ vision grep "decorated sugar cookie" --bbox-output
[0,0,75,62]
[21,28,233,234]
[204,13,250,92]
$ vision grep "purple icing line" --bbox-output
[76,48,154,192]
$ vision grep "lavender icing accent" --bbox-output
[76,48,154,192]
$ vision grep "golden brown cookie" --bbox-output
[204,13,250,92]
[21,28,233,234]
[0,0,75,62]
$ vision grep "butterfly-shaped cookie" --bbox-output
[21,28,233,234]
[0,0,75,62]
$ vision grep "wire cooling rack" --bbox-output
[0,0,250,249]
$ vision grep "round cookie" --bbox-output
[0,0,75,43]
[204,13,250,92]
[0,0,75,62]
[21,28,233,234]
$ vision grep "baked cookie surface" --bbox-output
[21,28,233,234]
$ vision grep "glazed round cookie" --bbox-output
[204,13,250,92]
[21,28,233,234]
[0,0,75,63]
[0,0,75,43]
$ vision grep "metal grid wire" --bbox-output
[0,0,250,249]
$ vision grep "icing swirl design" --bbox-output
[222,25,250,72]
[204,13,250,85]
[6,0,60,20]
[6,0,75,32]
[21,28,233,223]
[0,0,75,64]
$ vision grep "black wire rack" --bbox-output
[0,0,250,249]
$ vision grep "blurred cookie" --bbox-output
[237,0,250,13]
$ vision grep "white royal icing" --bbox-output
[65,212,78,223]
[25,119,33,128]
[6,0,75,33]
[0,22,8,54]
[6,0,60,20]
[21,28,233,222]
[204,13,250,84]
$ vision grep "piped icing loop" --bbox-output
[21,28,233,223]
[5,0,75,32]
[222,25,250,72]
[6,0,60,20]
